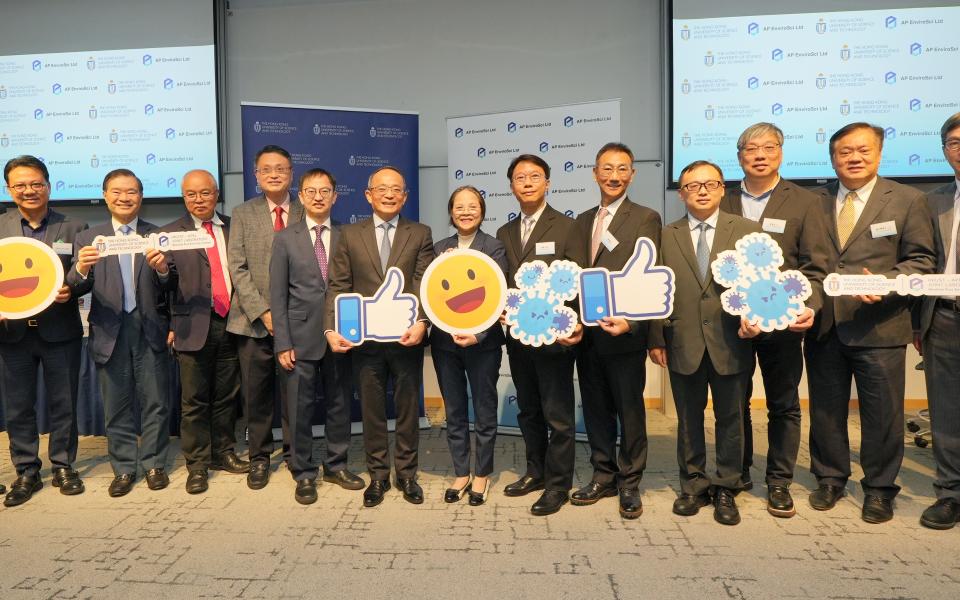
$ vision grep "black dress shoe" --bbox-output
[673,492,711,516]
[767,485,796,518]
[108,473,135,497]
[52,467,85,496]
[397,478,424,504]
[468,479,490,507]
[322,469,365,491]
[444,477,471,503]
[530,490,569,516]
[145,468,169,491]
[713,488,741,526]
[185,470,209,494]
[363,479,391,507]
[571,481,618,506]
[247,462,270,490]
[295,479,318,505]
[809,484,845,511]
[212,452,250,474]
[920,498,960,530]
[503,475,544,497]
[618,488,643,519]
[0,483,5,494]
[861,494,894,524]
[4,475,42,507]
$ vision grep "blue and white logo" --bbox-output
[34,108,43,120]
[909,153,921,166]
[455,169,464,180]
[507,122,517,133]
[747,22,759,36]
[165,127,176,140]
[348,155,356,166]
[479,190,486,200]
[52,83,62,95]
[771,103,783,116]
[704,105,715,120]
[54,131,64,144]
[32,59,42,72]
[885,71,897,85]
[0,86,5,99]
[508,211,519,222]
[704,51,714,67]
[252,120,261,133]
[564,161,574,173]
[816,74,827,89]
[144,104,155,116]
[163,78,174,90]
[108,80,116,94]
[563,116,574,128]
[839,100,850,116]
[0,134,7,148]
[110,129,118,143]
[477,147,486,158]
[681,132,692,147]
[771,48,783,61]
[539,141,549,153]
[816,128,826,144]
[88,105,97,119]
[885,126,896,139]
[885,15,897,29]
[146,153,156,165]
[166,177,177,188]
[142,54,153,66]
[564,209,575,218]
[682,79,692,94]
[747,76,759,90]
[455,127,464,137]
[680,26,690,41]
[910,98,922,112]
[90,155,99,168]
[369,127,377,138]
[840,45,851,61]
[816,19,827,34]
[55,180,65,191]
[86,56,96,71]
[313,123,320,135]
[910,42,922,56]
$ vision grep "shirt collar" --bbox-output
[372,213,400,229]
[305,215,332,231]
[266,196,290,213]
[20,212,49,230]
[190,213,224,228]
[687,209,720,231]
[599,194,626,217]
[521,201,548,223]
[741,177,779,200]
[112,216,138,233]
[838,176,878,203]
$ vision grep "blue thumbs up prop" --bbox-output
[335,267,419,344]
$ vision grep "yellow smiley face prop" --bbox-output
[0,237,65,320]
[421,249,507,335]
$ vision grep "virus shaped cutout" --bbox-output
[505,260,581,346]
[711,232,812,332]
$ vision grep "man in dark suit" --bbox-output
[271,168,364,505]
[163,170,248,495]
[227,145,304,490]
[719,122,830,517]
[913,112,960,529]
[324,166,434,508]
[649,160,762,526]
[496,154,581,516]
[569,142,661,519]
[1,155,87,506]
[806,122,936,523]
[68,169,175,497]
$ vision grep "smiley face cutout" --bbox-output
[421,249,507,335]
[0,237,65,320]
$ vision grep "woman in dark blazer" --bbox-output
[431,186,507,506]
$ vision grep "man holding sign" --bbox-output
[324,166,434,508]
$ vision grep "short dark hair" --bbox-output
[299,168,337,190]
[595,142,634,164]
[102,168,143,193]
[507,154,550,180]
[829,122,884,156]
[941,112,960,146]
[679,160,724,184]
[254,144,292,166]
[4,155,49,185]
[447,185,486,226]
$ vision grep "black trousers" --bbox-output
[507,343,575,491]
[804,332,905,499]
[236,335,287,465]
[669,352,748,496]
[742,336,803,486]
[576,348,648,489]
[0,331,81,477]
[353,343,423,481]
[176,313,240,471]
[923,307,960,501]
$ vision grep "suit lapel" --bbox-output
[293,220,324,284]
[725,188,745,217]
[360,218,384,279]
[842,179,890,252]
[42,211,64,246]
[759,182,787,222]
[707,215,736,289]
[503,217,522,266]
[820,184,842,253]
[673,220,701,287]
[520,206,554,262]
[330,222,341,257]
[934,191,956,265]
[387,218,413,269]
[594,200,633,265]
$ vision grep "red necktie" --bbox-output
[273,205,285,232]
[202,221,230,318]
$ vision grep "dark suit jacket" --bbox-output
[572,197,662,355]
[914,180,959,339]
[810,177,936,346]
[0,209,87,343]
[67,220,172,364]
[323,216,435,351]
[428,229,507,352]
[720,178,829,314]
[650,212,761,376]
[271,219,342,360]
[162,213,231,352]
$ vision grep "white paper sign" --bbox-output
[824,273,960,297]
[93,231,214,256]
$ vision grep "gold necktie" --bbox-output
[837,191,857,247]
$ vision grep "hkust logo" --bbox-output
[539,141,550,153]
[90,154,99,168]
[32,59,42,72]
[163,78,174,90]
[313,123,320,135]
[816,73,827,89]
[477,147,486,158]
[704,105,715,120]
[455,127,464,138]
[910,98,922,112]
[909,153,921,166]
[0,133,7,148]
[747,22,759,36]
[840,44,851,61]
[253,120,260,132]
[107,80,116,94]
[88,105,97,119]
[771,103,783,116]
[840,99,850,115]
[885,15,897,29]
[680,25,690,41]
[369,127,377,138]
[52,83,62,95]
[681,132,692,147]
[747,76,759,90]
[816,128,826,144]
[885,71,897,85]
[86,56,96,70]
[704,51,714,67]
[506,122,517,133]
[682,79,692,94]
[563,116,574,128]
[816,18,827,34]
[0,86,5,99]
[771,48,783,61]
[910,42,922,56]
[348,155,356,166]
[110,129,118,143]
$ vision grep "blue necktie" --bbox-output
[696,222,711,282]
[119,224,137,312]
[379,222,392,272]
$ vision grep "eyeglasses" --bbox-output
[945,140,960,153]
[681,180,723,193]
[597,165,633,177]
[256,166,291,175]
[369,185,405,195]
[301,187,334,199]
[512,173,544,184]
[740,143,781,156]
[7,182,47,193]
[183,190,216,201]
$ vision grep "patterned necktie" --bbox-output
[273,205,285,232]
[202,221,230,318]
[379,222,392,272]
[521,215,535,250]
[313,224,328,281]
[696,222,711,282]
[837,191,857,247]
[119,224,137,312]
[590,206,609,264]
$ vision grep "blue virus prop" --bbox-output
[711,232,811,332]
[505,260,580,346]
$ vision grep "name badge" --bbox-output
[762,218,786,234]
[53,242,73,255]
[535,241,555,256]
[871,220,897,238]
[601,230,619,252]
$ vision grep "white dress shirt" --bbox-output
[687,209,720,250]
[372,213,400,250]
[591,193,626,237]
[457,231,477,249]
[836,176,879,224]
[740,177,780,222]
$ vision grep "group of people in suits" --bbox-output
[2,113,960,532]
